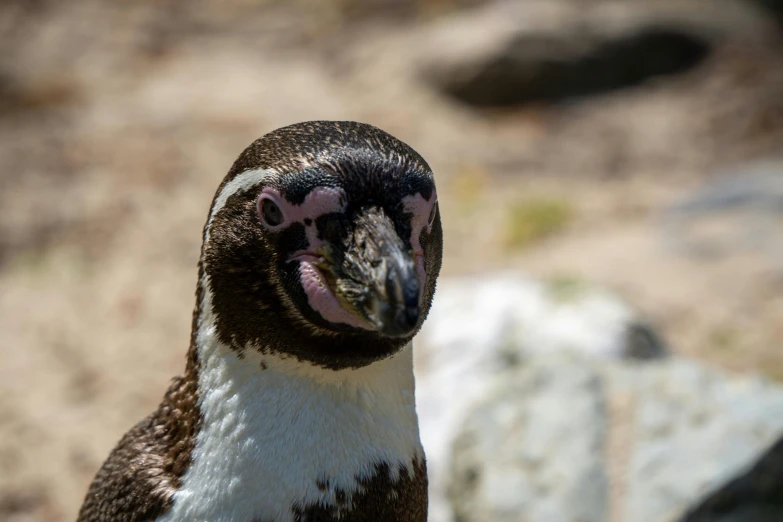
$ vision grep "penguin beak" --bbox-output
[317,206,421,338]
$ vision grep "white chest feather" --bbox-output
[157,299,423,522]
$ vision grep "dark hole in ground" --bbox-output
[443,27,713,108]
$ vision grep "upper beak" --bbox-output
[317,206,421,338]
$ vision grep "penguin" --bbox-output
[76,121,443,522]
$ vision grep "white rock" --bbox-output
[625,359,783,522]
[414,273,783,522]
[415,273,661,522]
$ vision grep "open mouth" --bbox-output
[288,251,322,265]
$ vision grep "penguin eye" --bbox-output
[259,197,284,227]
[428,201,438,228]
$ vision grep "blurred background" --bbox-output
[1,1,782,521]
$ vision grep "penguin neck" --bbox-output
[165,276,423,521]
[189,272,419,391]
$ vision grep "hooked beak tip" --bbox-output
[374,273,420,338]
[376,301,420,338]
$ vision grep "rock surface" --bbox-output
[441,355,783,522]
[417,273,665,363]
[448,354,608,522]
[624,359,783,522]
[417,0,777,107]
[415,274,664,522]
[663,159,783,265]
[678,434,783,522]
[417,275,783,522]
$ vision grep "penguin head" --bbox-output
[202,121,442,369]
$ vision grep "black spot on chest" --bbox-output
[288,459,427,522]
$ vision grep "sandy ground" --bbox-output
[1,1,782,520]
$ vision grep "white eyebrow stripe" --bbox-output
[205,168,274,242]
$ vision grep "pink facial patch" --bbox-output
[259,186,347,255]
[298,260,372,330]
[258,186,373,328]
[402,191,438,289]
